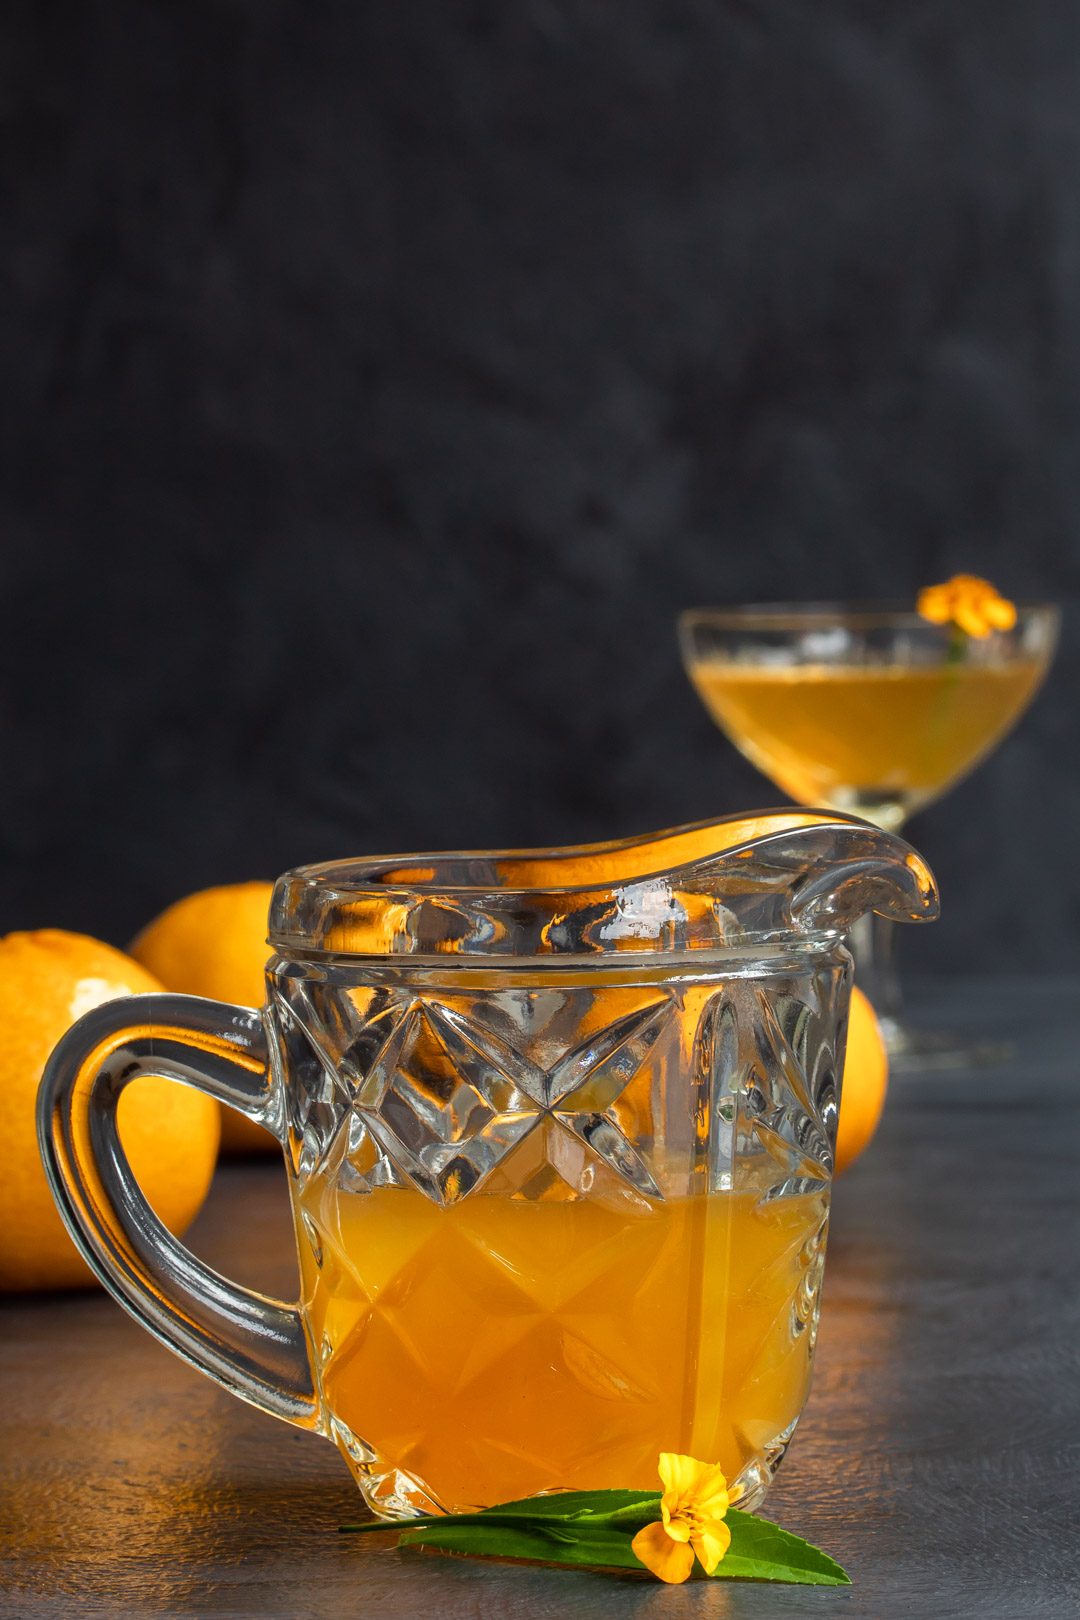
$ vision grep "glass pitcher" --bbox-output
[38,811,937,1519]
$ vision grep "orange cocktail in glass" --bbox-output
[689,657,1046,832]
[297,1174,828,1508]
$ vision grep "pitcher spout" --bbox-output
[744,819,940,936]
[272,809,938,959]
[553,810,939,951]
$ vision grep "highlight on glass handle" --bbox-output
[36,992,318,1427]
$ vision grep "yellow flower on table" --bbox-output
[631,1452,743,1584]
[917,574,1017,639]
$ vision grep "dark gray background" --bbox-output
[2,1,1077,975]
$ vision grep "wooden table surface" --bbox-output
[3,978,1078,1620]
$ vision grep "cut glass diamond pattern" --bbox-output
[344,993,675,1205]
[273,988,352,1190]
[737,978,838,1198]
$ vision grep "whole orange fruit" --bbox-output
[0,930,220,1292]
[130,882,277,1152]
[835,985,889,1175]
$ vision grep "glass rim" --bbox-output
[270,808,853,905]
[266,809,938,957]
[679,601,1060,633]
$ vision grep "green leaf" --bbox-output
[721,1509,850,1585]
[398,1519,647,1570]
[469,1488,660,1520]
[339,1490,660,1537]
[340,1497,849,1587]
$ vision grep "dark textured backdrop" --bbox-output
[2,1,1078,977]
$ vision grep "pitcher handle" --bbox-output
[37,992,318,1428]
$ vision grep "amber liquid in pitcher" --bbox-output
[689,659,1045,823]
[295,1174,827,1511]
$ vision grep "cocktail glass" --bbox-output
[679,604,1058,1066]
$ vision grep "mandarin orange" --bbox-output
[130,882,277,1151]
[835,985,889,1175]
[0,930,220,1291]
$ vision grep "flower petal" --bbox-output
[917,587,951,623]
[694,1489,730,1523]
[918,574,1016,639]
[658,1451,703,1501]
[632,1522,696,1584]
[660,1509,693,1543]
[688,1463,730,1516]
[986,597,1017,630]
[955,602,990,638]
[691,1519,732,1576]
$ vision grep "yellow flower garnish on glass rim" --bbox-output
[630,1452,744,1584]
[917,574,1017,639]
